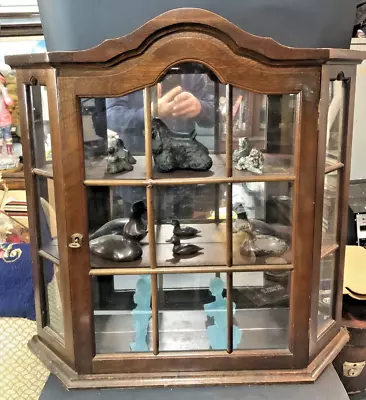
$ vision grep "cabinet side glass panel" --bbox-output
[317,252,336,335]
[321,170,340,251]
[37,176,59,260]
[326,80,345,166]
[30,85,52,172]
[41,257,64,340]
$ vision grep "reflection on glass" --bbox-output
[150,63,223,177]
[37,177,58,259]
[87,186,148,268]
[31,85,51,170]
[158,273,227,351]
[232,271,290,350]
[318,253,336,334]
[154,184,227,267]
[42,258,64,339]
[81,91,146,180]
[321,171,340,249]
[326,80,345,165]
[93,275,152,353]
[232,181,292,265]
[232,92,296,177]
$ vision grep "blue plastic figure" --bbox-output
[130,275,152,352]
[204,277,242,350]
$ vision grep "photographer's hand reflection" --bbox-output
[156,83,202,119]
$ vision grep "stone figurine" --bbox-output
[166,235,203,256]
[90,233,143,262]
[232,137,252,163]
[151,118,213,173]
[123,200,148,242]
[106,138,136,174]
[204,277,242,350]
[233,137,264,175]
[170,219,201,238]
[130,275,152,352]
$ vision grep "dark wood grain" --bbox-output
[290,75,320,368]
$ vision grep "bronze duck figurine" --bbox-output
[170,219,201,238]
[238,216,288,262]
[123,201,148,242]
[167,235,203,256]
[90,232,142,262]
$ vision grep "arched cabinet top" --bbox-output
[6,8,366,69]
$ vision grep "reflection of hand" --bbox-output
[156,84,182,118]
[172,92,202,119]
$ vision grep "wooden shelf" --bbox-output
[40,223,292,270]
[32,164,53,179]
[94,308,289,353]
[84,154,295,185]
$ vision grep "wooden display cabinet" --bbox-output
[6,9,365,389]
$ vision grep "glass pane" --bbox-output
[42,258,64,339]
[151,63,223,179]
[31,85,52,171]
[154,184,227,267]
[37,176,58,260]
[158,273,226,351]
[232,271,290,350]
[232,181,292,265]
[93,274,152,353]
[87,186,148,268]
[321,171,340,250]
[318,253,336,334]
[81,91,145,180]
[326,80,345,166]
[232,92,296,177]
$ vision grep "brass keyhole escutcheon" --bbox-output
[68,233,83,249]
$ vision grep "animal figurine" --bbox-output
[114,138,137,165]
[166,235,203,256]
[123,201,148,242]
[233,136,264,175]
[232,137,252,163]
[235,212,289,262]
[89,218,127,240]
[151,118,213,172]
[233,202,291,242]
[90,233,142,262]
[235,148,264,175]
[170,219,201,238]
[105,137,135,174]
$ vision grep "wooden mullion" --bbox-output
[144,87,159,355]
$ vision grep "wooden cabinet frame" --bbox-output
[7,8,364,388]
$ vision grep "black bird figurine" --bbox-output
[167,235,203,256]
[123,200,148,242]
[170,219,201,238]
